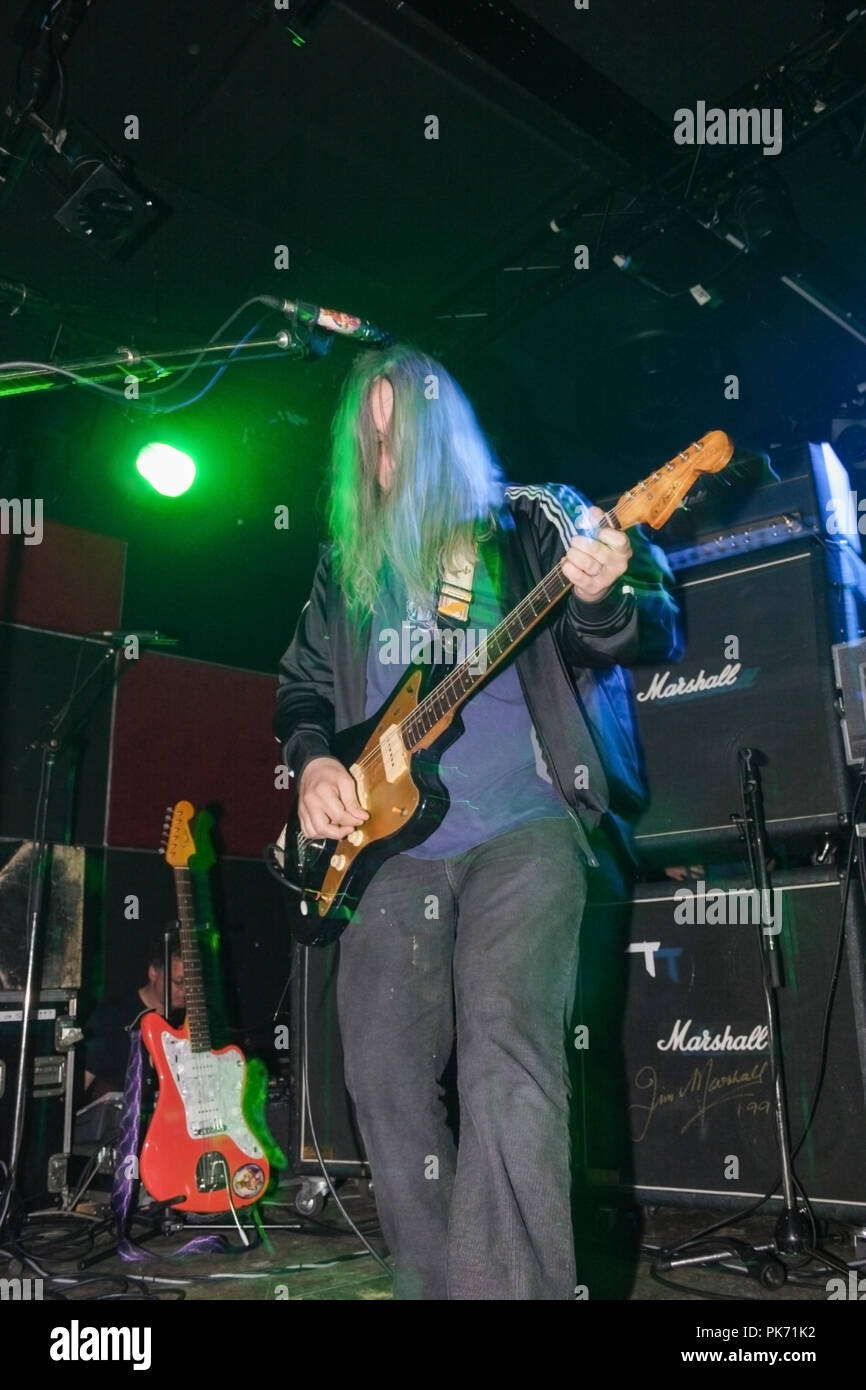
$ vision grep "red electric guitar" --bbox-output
[139,800,270,1213]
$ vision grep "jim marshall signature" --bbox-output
[629,1058,770,1142]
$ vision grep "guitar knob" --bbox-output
[330,854,347,870]
[347,830,364,846]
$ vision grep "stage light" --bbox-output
[54,160,160,260]
[136,443,196,497]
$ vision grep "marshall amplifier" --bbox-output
[573,867,866,1218]
[630,540,862,864]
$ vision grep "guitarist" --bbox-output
[274,345,682,1300]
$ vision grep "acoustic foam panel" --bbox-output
[106,650,290,859]
[0,520,125,635]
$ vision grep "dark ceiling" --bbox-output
[1,0,865,669]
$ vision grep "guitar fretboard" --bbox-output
[402,503,620,748]
[173,866,211,1053]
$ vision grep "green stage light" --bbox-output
[136,442,196,496]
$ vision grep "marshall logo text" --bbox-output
[657,1018,769,1054]
[636,662,741,703]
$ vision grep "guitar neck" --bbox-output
[403,503,621,748]
[172,866,211,1052]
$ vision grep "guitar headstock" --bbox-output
[613,430,736,531]
[161,800,196,868]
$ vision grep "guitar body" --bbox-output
[283,663,463,945]
[139,1011,270,1213]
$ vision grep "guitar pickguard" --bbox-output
[157,1030,265,1157]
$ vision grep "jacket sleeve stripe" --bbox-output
[505,483,585,553]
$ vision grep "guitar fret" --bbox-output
[396,434,733,752]
[404,563,573,745]
[173,865,212,1053]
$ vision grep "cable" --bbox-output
[299,944,393,1283]
[0,295,300,412]
[214,1155,250,1250]
[153,322,262,414]
[787,777,862,1160]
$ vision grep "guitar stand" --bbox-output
[77,1194,188,1269]
[64,1144,116,1212]
[652,747,852,1292]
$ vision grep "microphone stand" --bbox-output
[0,293,390,401]
[653,747,851,1288]
[0,637,127,1237]
[0,330,309,399]
[736,748,809,1257]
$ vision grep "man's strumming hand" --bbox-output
[298,756,369,841]
[562,505,632,604]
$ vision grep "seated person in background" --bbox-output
[82,932,185,1100]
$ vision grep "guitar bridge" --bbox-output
[195,1150,230,1193]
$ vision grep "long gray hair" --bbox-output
[326,345,505,619]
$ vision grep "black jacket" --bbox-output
[274,483,682,862]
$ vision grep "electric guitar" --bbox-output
[272,430,735,946]
[140,800,270,1212]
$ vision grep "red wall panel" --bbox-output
[106,651,292,859]
[0,521,125,634]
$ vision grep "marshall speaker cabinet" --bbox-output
[629,539,865,865]
[574,866,866,1219]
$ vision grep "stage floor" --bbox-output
[9,1178,862,1302]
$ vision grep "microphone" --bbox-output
[93,630,181,647]
[259,296,393,346]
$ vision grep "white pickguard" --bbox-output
[157,1031,264,1155]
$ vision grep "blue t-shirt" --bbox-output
[364,552,569,858]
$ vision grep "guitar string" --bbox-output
[174,867,211,1051]
[351,503,623,777]
[359,444,711,769]
[295,514,614,850]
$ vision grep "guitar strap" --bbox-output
[436,546,478,626]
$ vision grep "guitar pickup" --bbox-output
[379,724,408,783]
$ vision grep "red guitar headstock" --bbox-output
[613,430,736,531]
[161,800,196,868]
